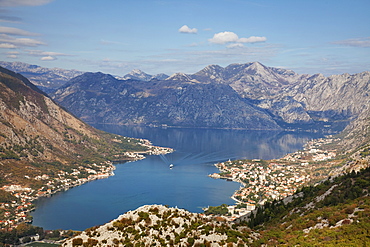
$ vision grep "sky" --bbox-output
[0,0,369,76]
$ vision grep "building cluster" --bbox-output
[0,142,173,230]
[0,162,115,229]
[138,139,174,155]
[209,137,339,220]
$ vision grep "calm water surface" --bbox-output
[31,126,323,230]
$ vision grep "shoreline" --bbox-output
[0,143,173,230]
[207,137,353,220]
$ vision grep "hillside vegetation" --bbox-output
[241,167,370,246]
[0,67,151,187]
[0,67,170,228]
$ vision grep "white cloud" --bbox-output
[0,43,16,48]
[0,0,54,7]
[332,37,370,48]
[0,34,45,47]
[0,26,39,36]
[7,54,17,58]
[209,31,267,45]
[238,36,267,43]
[41,56,56,61]
[227,43,244,49]
[179,25,198,34]
[27,50,69,56]
[208,31,239,44]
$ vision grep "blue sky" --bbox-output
[0,0,369,76]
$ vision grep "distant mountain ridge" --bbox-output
[3,61,369,131]
[118,69,169,81]
[52,62,370,131]
[0,61,170,89]
[53,71,280,129]
[0,61,84,91]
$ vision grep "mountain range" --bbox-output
[51,62,370,132]
[0,62,169,91]
[0,63,369,245]
[0,61,84,93]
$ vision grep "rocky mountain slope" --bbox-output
[63,204,251,246]
[53,72,280,130]
[289,72,370,122]
[51,62,370,131]
[0,66,169,212]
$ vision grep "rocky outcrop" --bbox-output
[63,205,250,246]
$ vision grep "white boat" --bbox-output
[169,164,174,169]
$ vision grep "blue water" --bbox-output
[31,126,323,230]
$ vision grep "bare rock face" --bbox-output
[338,104,370,153]
[63,205,249,246]
[51,62,370,131]
[290,72,370,121]
[53,72,281,130]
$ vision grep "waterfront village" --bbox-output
[208,136,360,221]
[0,139,173,230]
[1,135,366,229]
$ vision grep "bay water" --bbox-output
[31,126,323,230]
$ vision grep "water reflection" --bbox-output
[31,126,323,230]
[94,125,323,160]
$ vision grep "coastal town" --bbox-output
[0,140,173,230]
[208,137,350,220]
[0,161,118,229]
[1,135,365,229]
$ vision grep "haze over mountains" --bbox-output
[47,62,370,132]
[0,61,84,93]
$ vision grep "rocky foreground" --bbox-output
[62,165,370,247]
[62,205,252,246]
